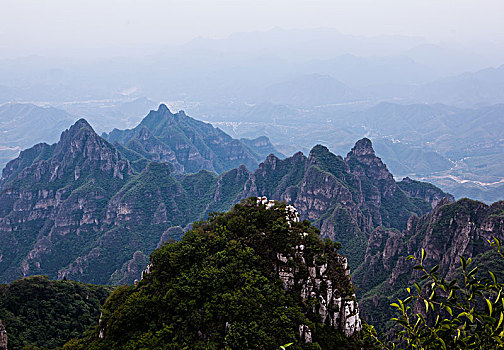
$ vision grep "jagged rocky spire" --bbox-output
[346,137,375,158]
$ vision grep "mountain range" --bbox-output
[1,105,504,347]
[208,101,504,203]
[102,104,280,174]
[0,108,451,285]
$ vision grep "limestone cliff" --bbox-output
[81,197,363,349]
[235,140,451,267]
[0,128,451,285]
[355,198,504,328]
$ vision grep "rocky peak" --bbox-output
[49,119,132,179]
[54,118,99,154]
[261,153,280,170]
[157,103,171,114]
[345,137,396,196]
[139,104,176,130]
[175,110,187,117]
[55,119,94,148]
[307,144,349,175]
[307,144,330,162]
[346,138,375,158]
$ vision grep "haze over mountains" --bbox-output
[1,100,503,203]
[2,0,504,346]
[1,27,502,205]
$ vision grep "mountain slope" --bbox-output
[354,198,504,329]
[65,199,364,349]
[0,103,75,170]
[0,275,111,349]
[258,73,360,107]
[103,104,279,174]
[0,120,451,285]
[232,140,452,267]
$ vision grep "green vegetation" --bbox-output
[64,198,364,349]
[366,243,504,349]
[103,105,266,174]
[0,275,112,350]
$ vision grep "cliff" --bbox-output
[66,198,364,349]
[234,140,451,267]
[0,124,451,285]
[355,198,504,329]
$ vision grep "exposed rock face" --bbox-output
[260,197,362,337]
[237,141,451,267]
[0,121,205,284]
[398,176,455,208]
[277,247,362,337]
[0,320,7,350]
[356,198,504,327]
[0,126,451,285]
[103,104,277,174]
[109,251,149,285]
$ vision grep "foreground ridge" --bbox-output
[71,198,364,349]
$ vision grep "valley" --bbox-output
[1,8,504,347]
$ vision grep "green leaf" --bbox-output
[460,256,467,271]
[445,306,453,316]
[415,282,422,295]
[448,289,454,300]
[486,298,493,317]
[467,267,478,278]
[489,271,498,286]
[497,312,504,331]
[421,249,426,264]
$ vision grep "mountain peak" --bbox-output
[347,138,375,158]
[70,118,93,132]
[58,118,95,144]
[309,144,330,156]
[157,104,172,114]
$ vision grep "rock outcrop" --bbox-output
[355,198,504,328]
[236,140,451,268]
[0,121,208,284]
[262,197,362,337]
[0,320,7,350]
[0,124,452,285]
[398,176,455,208]
[86,197,362,349]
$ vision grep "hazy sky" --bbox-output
[1,0,504,57]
